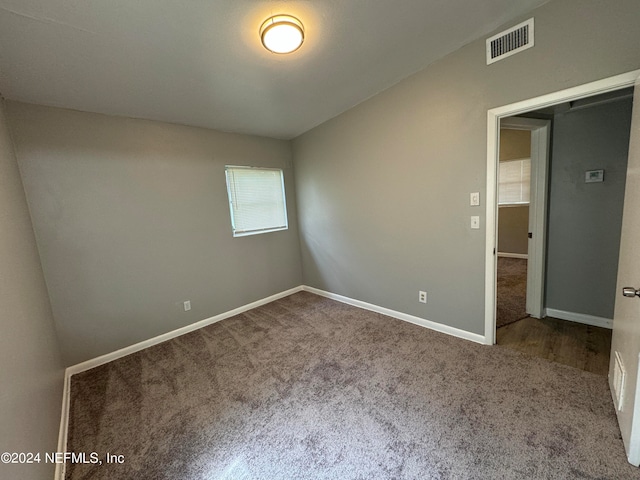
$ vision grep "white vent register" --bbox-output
[613,351,626,411]
[486,18,534,65]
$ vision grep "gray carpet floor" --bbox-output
[66,291,637,479]
[497,257,529,328]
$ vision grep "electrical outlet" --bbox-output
[183,300,191,311]
[470,192,480,206]
[419,291,427,304]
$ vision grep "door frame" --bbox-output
[484,69,640,345]
[499,117,550,319]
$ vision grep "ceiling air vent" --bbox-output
[486,18,534,65]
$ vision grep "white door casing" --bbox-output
[609,74,640,467]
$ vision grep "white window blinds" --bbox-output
[225,166,288,237]
[499,158,531,205]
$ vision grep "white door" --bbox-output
[524,119,550,319]
[610,76,640,466]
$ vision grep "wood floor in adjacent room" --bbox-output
[497,316,612,376]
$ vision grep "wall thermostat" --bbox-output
[585,169,604,183]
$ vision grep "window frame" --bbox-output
[224,165,289,237]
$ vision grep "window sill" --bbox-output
[233,226,288,237]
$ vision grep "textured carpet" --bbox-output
[66,292,637,479]
[497,257,529,328]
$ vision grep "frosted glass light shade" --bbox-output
[260,15,304,54]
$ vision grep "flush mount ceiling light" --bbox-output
[260,14,304,54]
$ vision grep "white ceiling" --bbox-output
[0,0,549,139]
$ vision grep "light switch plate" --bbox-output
[471,216,480,229]
[470,192,480,206]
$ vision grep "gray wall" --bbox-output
[0,100,63,479]
[545,98,633,318]
[293,0,640,335]
[6,102,303,365]
[498,206,529,255]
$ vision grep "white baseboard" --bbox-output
[54,372,71,480]
[497,252,528,259]
[65,284,487,377]
[65,286,304,376]
[55,285,304,479]
[302,286,488,345]
[56,283,488,478]
[544,308,613,329]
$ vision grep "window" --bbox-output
[499,158,530,205]
[225,166,288,237]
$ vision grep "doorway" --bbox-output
[489,83,635,376]
[494,118,549,327]
[485,71,640,343]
